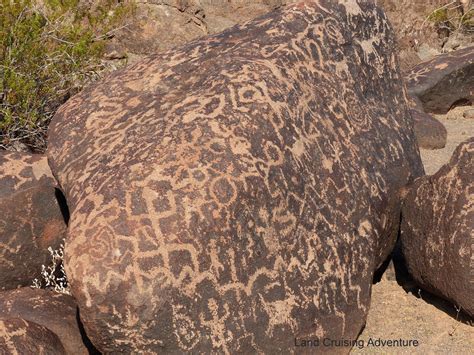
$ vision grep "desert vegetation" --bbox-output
[0,0,134,152]
[32,241,70,295]
[427,0,473,37]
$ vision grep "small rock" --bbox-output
[104,49,127,60]
[463,108,474,119]
[410,109,447,150]
[416,43,440,61]
[10,140,31,153]
[443,32,473,52]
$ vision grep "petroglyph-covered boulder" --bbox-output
[406,46,474,114]
[0,317,66,354]
[48,1,424,352]
[0,152,67,291]
[0,152,56,197]
[0,288,91,354]
[401,138,473,317]
[101,0,296,58]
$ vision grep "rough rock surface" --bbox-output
[401,137,474,318]
[103,0,464,73]
[374,0,449,70]
[0,288,90,354]
[406,46,474,114]
[0,152,56,196]
[406,94,447,150]
[410,109,447,149]
[0,317,66,354]
[48,1,424,352]
[0,152,67,291]
[102,0,293,60]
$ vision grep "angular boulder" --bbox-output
[0,288,91,354]
[48,1,424,352]
[406,46,474,114]
[0,317,66,354]
[0,152,67,290]
[401,137,473,317]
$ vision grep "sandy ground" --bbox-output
[420,106,473,175]
[352,106,474,354]
[354,281,474,354]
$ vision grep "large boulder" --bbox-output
[0,288,91,354]
[401,138,473,318]
[406,46,474,114]
[48,1,424,352]
[0,317,66,354]
[0,152,67,290]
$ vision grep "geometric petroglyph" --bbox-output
[0,152,67,290]
[47,0,424,352]
[406,46,474,114]
[0,287,89,354]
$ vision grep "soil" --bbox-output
[421,106,474,175]
[353,105,474,354]
[354,281,474,354]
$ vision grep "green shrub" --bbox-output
[428,7,449,24]
[0,0,134,152]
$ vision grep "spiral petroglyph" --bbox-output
[47,0,424,352]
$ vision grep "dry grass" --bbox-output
[425,1,473,35]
